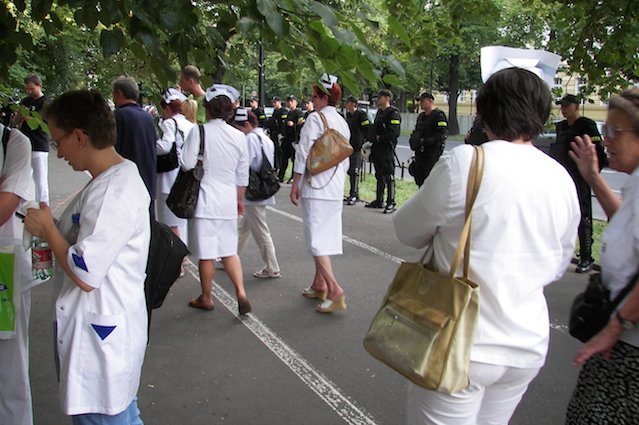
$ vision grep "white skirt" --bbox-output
[188,217,238,260]
[156,193,187,228]
[301,198,343,256]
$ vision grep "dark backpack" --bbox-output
[144,220,189,311]
[245,139,280,201]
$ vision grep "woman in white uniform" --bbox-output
[290,74,351,314]
[394,67,580,424]
[25,90,150,425]
[156,89,195,256]
[233,108,281,279]
[183,86,251,315]
[0,124,36,425]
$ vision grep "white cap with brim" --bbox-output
[213,84,240,103]
[162,88,187,104]
[480,46,561,87]
[205,86,236,103]
[234,108,249,122]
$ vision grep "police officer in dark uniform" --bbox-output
[249,97,267,127]
[266,96,288,179]
[344,95,370,205]
[550,94,607,273]
[365,89,401,214]
[279,95,303,182]
[409,92,448,187]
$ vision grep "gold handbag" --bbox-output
[363,145,484,394]
[306,111,353,176]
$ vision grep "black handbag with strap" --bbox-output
[166,124,205,219]
[156,118,180,173]
[569,268,639,342]
[246,138,280,201]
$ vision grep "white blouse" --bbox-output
[394,141,580,369]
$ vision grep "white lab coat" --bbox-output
[53,160,150,415]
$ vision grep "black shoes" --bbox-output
[383,203,396,214]
[365,200,384,209]
[575,259,594,273]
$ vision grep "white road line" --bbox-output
[184,260,378,425]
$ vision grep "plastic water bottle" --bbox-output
[68,213,80,244]
[32,237,53,280]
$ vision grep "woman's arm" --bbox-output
[569,135,621,219]
[24,203,94,292]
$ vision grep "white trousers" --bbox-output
[0,290,33,425]
[238,205,280,273]
[31,152,49,204]
[406,361,540,425]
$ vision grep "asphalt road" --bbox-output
[29,151,593,425]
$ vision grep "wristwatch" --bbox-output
[616,311,636,330]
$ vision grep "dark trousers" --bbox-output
[575,177,594,261]
[348,152,362,198]
[413,157,439,187]
[278,140,294,181]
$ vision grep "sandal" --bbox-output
[188,295,214,311]
[253,268,281,279]
[302,287,328,301]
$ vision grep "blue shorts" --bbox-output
[71,399,142,425]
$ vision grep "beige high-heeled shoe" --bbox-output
[316,295,347,314]
[302,286,328,301]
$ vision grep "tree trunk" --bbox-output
[447,54,460,135]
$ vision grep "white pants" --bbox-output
[0,290,33,425]
[406,361,540,425]
[31,152,49,204]
[238,205,280,273]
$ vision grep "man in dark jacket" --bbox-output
[249,97,267,128]
[279,95,303,182]
[344,95,370,205]
[409,92,448,187]
[550,94,607,273]
[112,76,158,218]
[366,89,401,214]
[266,96,288,179]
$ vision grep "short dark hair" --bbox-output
[44,89,116,150]
[24,73,42,86]
[112,76,139,101]
[247,110,258,128]
[181,65,201,82]
[205,96,233,121]
[476,68,551,141]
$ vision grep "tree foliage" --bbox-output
[1,0,405,97]
[544,0,639,98]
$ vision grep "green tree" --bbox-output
[543,0,639,98]
[1,0,404,97]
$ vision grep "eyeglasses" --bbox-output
[602,123,636,140]
[50,132,72,151]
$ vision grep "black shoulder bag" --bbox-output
[246,138,280,201]
[166,125,204,219]
[157,118,180,172]
[569,268,639,342]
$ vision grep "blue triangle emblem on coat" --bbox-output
[91,324,116,340]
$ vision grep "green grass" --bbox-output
[347,171,607,264]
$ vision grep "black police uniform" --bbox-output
[253,106,267,127]
[551,117,606,272]
[367,106,401,212]
[279,107,303,182]
[267,106,289,177]
[408,108,448,187]
[345,109,370,203]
